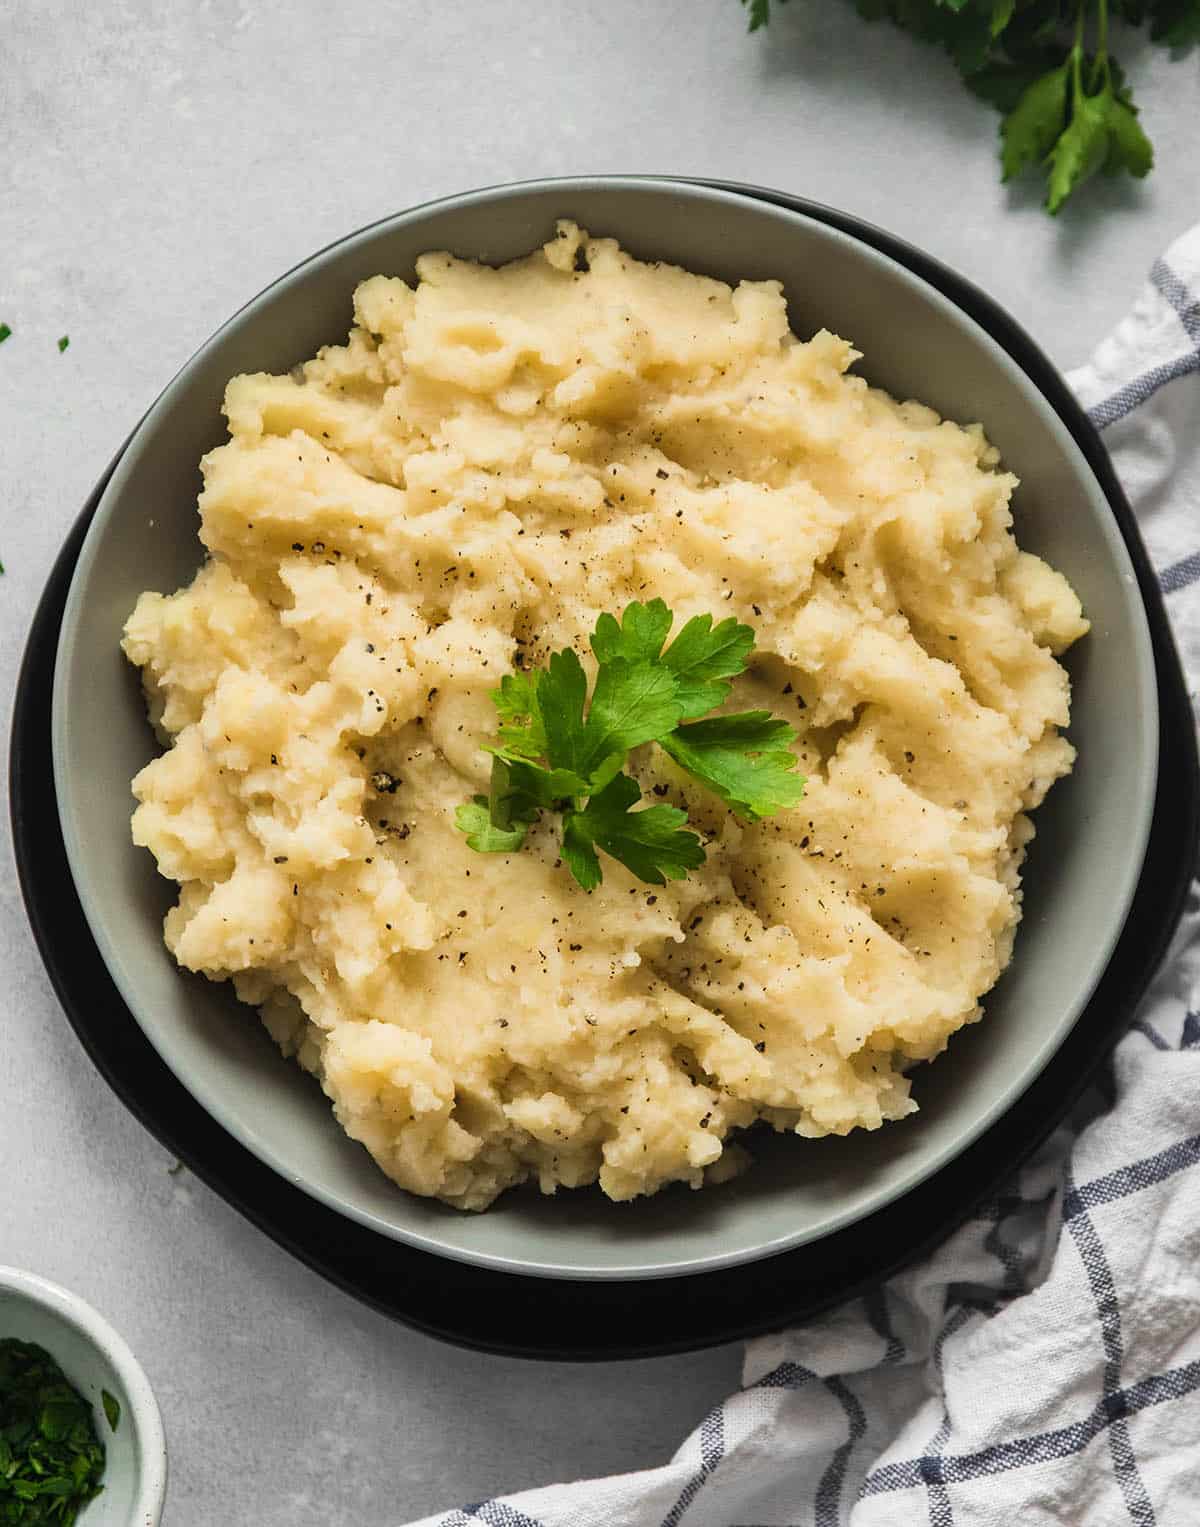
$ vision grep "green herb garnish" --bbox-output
[455,600,805,889]
[0,1339,106,1524]
[56,336,69,353]
[0,324,11,345]
[99,1393,119,1434]
[741,0,1198,212]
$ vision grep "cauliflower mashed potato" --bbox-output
[123,222,1088,1210]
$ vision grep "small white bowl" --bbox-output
[0,1268,166,1526]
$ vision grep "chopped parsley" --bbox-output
[0,1339,107,1523]
[56,337,69,353]
[456,599,805,889]
[0,324,11,345]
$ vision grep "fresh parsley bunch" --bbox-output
[742,0,1200,212]
[455,600,806,890]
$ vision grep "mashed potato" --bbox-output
[123,221,1088,1210]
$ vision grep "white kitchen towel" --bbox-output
[409,223,1200,1527]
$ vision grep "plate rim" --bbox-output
[45,174,1159,1279]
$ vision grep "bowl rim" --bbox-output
[50,175,1160,1279]
[0,1266,167,1521]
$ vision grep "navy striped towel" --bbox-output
[414,223,1200,1527]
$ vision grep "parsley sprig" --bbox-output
[742,0,1199,212]
[455,600,806,889]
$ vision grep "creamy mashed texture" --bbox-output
[123,222,1088,1210]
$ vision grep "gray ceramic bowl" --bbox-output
[52,178,1157,1280]
[0,1268,167,1525]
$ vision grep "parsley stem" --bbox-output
[1094,0,1111,90]
[1071,0,1087,102]
[1077,0,1111,96]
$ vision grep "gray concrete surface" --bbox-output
[1,2,1195,1521]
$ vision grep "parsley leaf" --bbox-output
[1047,76,1111,209]
[0,323,11,345]
[455,798,529,854]
[662,712,808,820]
[659,612,756,718]
[590,597,674,666]
[967,59,1048,113]
[537,648,589,772]
[740,0,786,30]
[1104,94,1154,176]
[1149,0,1200,48]
[492,670,546,759]
[1042,41,1152,211]
[487,753,588,824]
[946,8,998,74]
[1000,62,1070,180]
[563,773,705,889]
[577,659,684,776]
[590,599,756,717]
[559,815,604,891]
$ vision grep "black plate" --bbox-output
[11,183,1198,1360]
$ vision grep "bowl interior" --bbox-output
[52,179,1157,1279]
[0,1272,165,1525]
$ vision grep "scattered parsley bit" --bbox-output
[0,324,11,345]
[0,1338,107,1524]
[742,0,1196,212]
[100,1391,120,1433]
[56,336,69,353]
[455,599,805,889]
